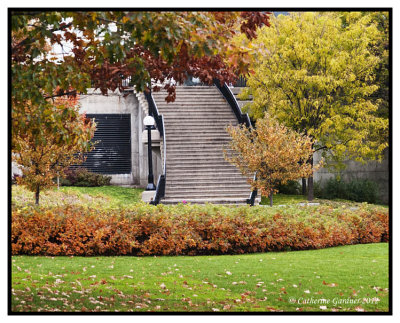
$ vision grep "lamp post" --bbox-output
[144,116,156,190]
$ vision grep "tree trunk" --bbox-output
[302,178,307,195]
[269,193,273,207]
[307,176,314,201]
[35,186,40,205]
[307,155,314,201]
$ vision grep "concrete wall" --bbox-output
[79,89,161,187]
[314,149,389,203]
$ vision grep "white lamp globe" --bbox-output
[143,116,155,127]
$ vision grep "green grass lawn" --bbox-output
[12,185,144,208]
[260,194,388,208]
[261,194,307,206]
[11,243,389,313]
[13,185,382,209]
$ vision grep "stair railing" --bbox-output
[214,79,258,206]
[144,90,166,205]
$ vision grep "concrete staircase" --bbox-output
[152,86,258,205]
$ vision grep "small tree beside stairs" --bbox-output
[225,114,322,206]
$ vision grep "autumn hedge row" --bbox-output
[11,203,389,256]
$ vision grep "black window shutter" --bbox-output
[82,114,132,174]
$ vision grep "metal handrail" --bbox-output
[213,79,258,206]
[144,90,166,205]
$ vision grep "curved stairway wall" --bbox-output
[152,86,260,205]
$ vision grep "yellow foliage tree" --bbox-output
[225,114,321,206]
[239,11,389,200]
[12,96,96,205]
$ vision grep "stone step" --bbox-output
[164,121,236,126]
[167,165,239,171]
[166,158,233,164]
[166,187,251,193]
[166,146,228,151]
[164,192,251,199]
[166,157,231,162]
[165,127,231,132]
[166,173,247,177]
[160,198,250,205]
[165,137,231,142]
[166,181,250,187]
[166,173,246,178]
[163,116,237,121]
[157,106,233,110]
[153,98,228,102]
[164,118,237,122]
[166,134,231,140]
[167,151,224,159]
[167,155,227,162]
[165,133,231,138]
[164,124,235,128]
[155,87,216,92]
[167,184,250,190]
[163,116,236,120]
[165,132,230,136]
[167,143,230,149]
[167,184,249,189]
[155,96,224,100]
[167,171,244,177]
[166,163,238,170]
[166,145,229,150]
[165,193,251,199]
[166,185,251,191]
[167,141,228,145]
[160,110,233,115]
[166,181,249,187]
[157,104,229,108]
[154,91,222,95]
[166,176,243,181]
[161,86,216,91]
[164,123,238,128]
[166,131,231,135]
[162,111,234,116]
[163,113,235,118]
[166,142,230,147]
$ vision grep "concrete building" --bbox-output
[78,88,162,188]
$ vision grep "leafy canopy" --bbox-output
[12,96,96,204]
[11,11,270,147]
[239,12,388,167]
[225,114,320,202]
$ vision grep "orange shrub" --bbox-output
[11,204,389,256]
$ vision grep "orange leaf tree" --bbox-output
[225,114,321,206]
[12,96,96,205]
[11,11,270,149]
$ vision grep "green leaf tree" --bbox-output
[239,11,388,200]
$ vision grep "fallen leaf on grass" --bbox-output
[323,281,338,287]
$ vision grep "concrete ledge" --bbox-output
[142,190,156,203]
[142,129,161,146]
